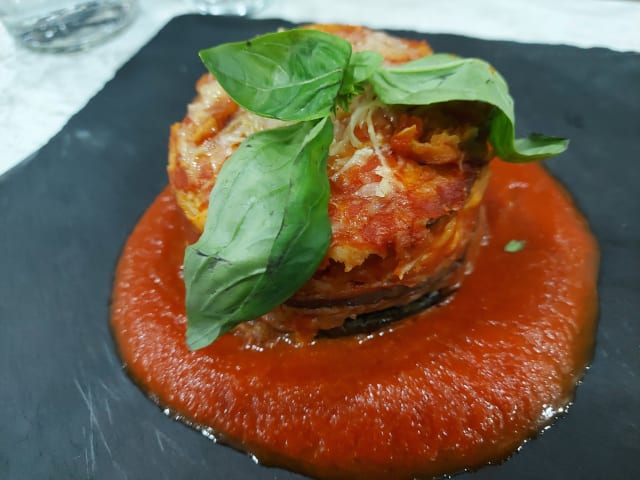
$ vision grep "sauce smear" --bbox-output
[111,161,598,479]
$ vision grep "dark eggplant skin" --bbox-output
[312,254,465,338]
[287,254,464,310]
[317,287,455,338]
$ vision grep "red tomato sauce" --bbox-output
[111,161,598,479]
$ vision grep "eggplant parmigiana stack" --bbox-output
[168,25,492,343]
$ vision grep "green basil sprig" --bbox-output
[369,54,569,161]
[184,118,333,350]
[199,30,352,121]
[184,29,569,349]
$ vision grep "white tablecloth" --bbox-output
[1,0,638,177]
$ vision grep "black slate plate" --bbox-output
[1,14,638,480]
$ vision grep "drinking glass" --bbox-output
[0,0,137,52]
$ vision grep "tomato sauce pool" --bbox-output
[111,161,599,479]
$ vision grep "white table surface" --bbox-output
[1,0,639,178]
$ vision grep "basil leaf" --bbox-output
[337,50,384,110]
[371,54,514,115]
[184,117,333,350]
[370,54,568,162]
[489,109,570,162]
[199,29,352,121]
[504,239,526,253]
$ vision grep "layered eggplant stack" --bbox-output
[168,25,492,344]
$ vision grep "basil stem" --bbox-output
[199,29,352,121]
[184,118,334,350]
[370,54,568,161]
[337,50,384,110]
